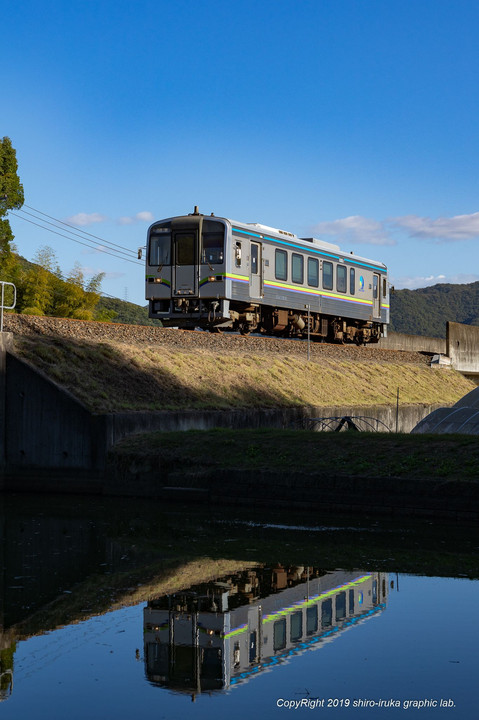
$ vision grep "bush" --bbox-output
[21,306,44,316]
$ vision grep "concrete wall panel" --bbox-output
[447,321,479,373]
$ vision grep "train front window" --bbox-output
[149,227,171,266]
[176,232,195,265]
[201,220,225,265]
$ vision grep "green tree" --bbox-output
[21,246,58,315]
[0,137,24,271]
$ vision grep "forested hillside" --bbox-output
[390,282,479,338]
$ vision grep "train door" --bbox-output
[172,230,198,297]
[372,273,380,318]
[250,242,262,298]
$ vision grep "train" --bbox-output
[145,207,389,344]
[143,566,388,694]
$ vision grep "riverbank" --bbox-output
[106,429,479,519]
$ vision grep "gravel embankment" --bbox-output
[4,314,429,365]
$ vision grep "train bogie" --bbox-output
[145,208,389,343]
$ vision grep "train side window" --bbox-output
[275,249,288,281]
[383,278,387,297]
[350,268,355,295]
[373,275,378,299]
[336,591,346,620]
[292,253,303,284]
[251,244,259,274]
[322,261,333,290]
[273,619,286,651]
[337,264,347,293]
[235,242,242,267]
[306,605,318,635]
[290,611,303,642]
[321,598,332,627]
[307,258,319,287]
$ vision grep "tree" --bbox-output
[0,137,24,269]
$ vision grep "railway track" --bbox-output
[4,313,429,366]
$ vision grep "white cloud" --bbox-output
[78,265,125,280]
[118,211,154,225]
[391,273,479,290]
[312,216,395,246]
[390,212,479,241]
[65,212,108,227]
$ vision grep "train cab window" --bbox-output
[306,605,318,635]
[273,619,287,651]
[383,278,387,297]
[337,264,347,293]
[275,249,288,281]
[201,220,225,264]
[350,268,356,295]
[290,611,303,642]
[292,253,304,284]
[322,261,333,290]
[149,226,171,266]
[307,258,319,287]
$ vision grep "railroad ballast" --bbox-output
[145,208,389,344]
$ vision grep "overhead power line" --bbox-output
[23,204,137,255]
[10,211,143,265]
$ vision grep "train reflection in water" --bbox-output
[144,566,388,694]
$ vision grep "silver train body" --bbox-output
[143,567,388,693]
[146,208,389,343]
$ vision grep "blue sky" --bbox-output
[2,0,479,304]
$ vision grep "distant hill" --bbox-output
[96,296,161,326]
[390,282,479,338]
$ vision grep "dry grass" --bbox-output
[14,334,475,412]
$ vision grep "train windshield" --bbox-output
[149,225,171,266]
[201,220,224,265]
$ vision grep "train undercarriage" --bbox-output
[162,298,383,343]
[229,304,382,344]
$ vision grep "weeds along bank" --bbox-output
[5,314,475,412]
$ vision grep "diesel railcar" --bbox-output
[145,207,389,343]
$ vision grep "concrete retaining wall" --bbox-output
[447,321,479,374]
[0,345,451,495]
[379,331,445,354]
[104,460,479,520]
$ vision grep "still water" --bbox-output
[0,494,478,719]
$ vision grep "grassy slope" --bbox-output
[13,333,474,412]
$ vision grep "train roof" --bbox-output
[150,211,387,271]
[227,217,387,271]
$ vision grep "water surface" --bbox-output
[0,494,477,718]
